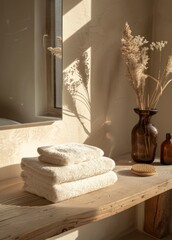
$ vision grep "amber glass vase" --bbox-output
[131,108,158,163]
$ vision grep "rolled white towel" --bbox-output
[21,156,115,184]
[37,143,104,165]
[22,170,118,202]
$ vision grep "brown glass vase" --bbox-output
[131,108,158,163]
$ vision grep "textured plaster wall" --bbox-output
[1,0,172,239]
[0,0,154,180]
[0,0,135,240]
[151,1,172,233]
[150,0,172,154]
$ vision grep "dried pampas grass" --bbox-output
[121,22,172,110]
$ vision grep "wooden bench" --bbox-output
[0,155,171,240]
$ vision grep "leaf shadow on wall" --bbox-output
[63,51,91,136]
[62,10,117,158]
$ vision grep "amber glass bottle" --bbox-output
[160,133,172,165]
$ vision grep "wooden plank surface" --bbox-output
[144,191,171,238]
[0,156,172,240]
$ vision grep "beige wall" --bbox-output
[0,0,172,239]
[151,0,172,154]
[0,0,154,180]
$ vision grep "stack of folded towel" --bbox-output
[21,143,118,203]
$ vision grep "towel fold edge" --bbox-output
[23,171,118,202]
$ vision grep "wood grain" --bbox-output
[144,191,171,238]
[0,156,172,240]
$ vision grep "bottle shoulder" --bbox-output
[161,140,172,147]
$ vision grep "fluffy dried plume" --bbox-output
[121,22,172,110]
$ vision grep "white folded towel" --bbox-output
[22,170,118,202]
[37,143,104,165]
[21,156,115,184]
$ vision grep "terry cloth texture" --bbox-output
[21,156,115,184]
[22,170,118,202]
[37,143,104,165]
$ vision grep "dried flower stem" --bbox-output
[121,22,172,110]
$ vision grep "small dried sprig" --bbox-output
[121,22,172,110]
[48,36,62,59]
[48,47,62,59]
[150,41,167,51]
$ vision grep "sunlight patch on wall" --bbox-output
[63,0,91,137]
[63,0,91,41]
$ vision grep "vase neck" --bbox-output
[138,114,151,124]
[134,108,157,124]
